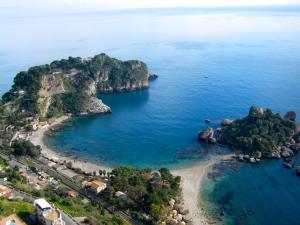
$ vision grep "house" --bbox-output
[68,191,78,198]
[115,191,127,201]
[89,180,107,193]
[34,199,65,225]
[0,185,13,199]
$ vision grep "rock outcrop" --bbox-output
[148,73,158,81]
[197,106,300,164]
[83,97,111,115]
[198,128,216,144]
[2,53,149,118]
[221,119,233,127]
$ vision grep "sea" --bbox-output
[1,5,300,225]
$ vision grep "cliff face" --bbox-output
[2,53,149,118]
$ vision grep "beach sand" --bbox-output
[29,115,233,224]
[172,154,234,225]
[29,115,111,173]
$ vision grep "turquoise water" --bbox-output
[202,154,300,225]
[1,6,300,224]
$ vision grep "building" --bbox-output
[0,185,13,199]
[115,191,127,201]
[89,180,107,193]
[68,191,78,198]
[34,199,65,225]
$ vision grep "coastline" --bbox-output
[28,115,234,225]
[28,115,111,173]
[172,154,234,225]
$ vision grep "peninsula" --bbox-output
[0,54,193,225]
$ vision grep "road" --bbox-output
[0,153,141,225]
[0,179,78,225]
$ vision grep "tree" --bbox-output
[12,140,41,158]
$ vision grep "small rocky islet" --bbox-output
[198,106,300,176]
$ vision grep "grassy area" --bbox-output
[0,198,34,220]
[52,197,129,224]
[0,161,6,170]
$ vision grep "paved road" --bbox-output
[0,179,78,225]
[0,153,141,225]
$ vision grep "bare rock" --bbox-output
[198,128,216,144]
[221,119,233,127]
[249,157,256,163]
[148,73,158,81]
[85,97,112,115]
[255,151,262,159]
[281,146,294,158]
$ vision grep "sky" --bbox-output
[1,0,300,11]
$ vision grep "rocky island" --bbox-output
[1,53,150,118]
[198,106,300,165]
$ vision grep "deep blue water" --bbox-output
[1,7,300,225]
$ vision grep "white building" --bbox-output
[34,199,65,225]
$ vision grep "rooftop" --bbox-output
[90,180,106,188]
[34,198,52,210]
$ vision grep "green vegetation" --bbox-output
[12,140,41,158]
[1,53,148,117]
[0,198,34,218]
[101,166,181,224]
[218,106,297,154]
[40,186,130,225]
[47,92,90,117]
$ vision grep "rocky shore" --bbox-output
[198,107,300,175]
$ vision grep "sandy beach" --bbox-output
[29,115,111,173]
[172,154,234,225]
[29,115,234,225]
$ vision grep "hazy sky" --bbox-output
[2,0,300,11]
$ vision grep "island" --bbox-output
[0,54,191,225]
[198,106,300,168]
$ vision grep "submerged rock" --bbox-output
[283,162,293,168]
[296,166,300,176]
[204,119,211,124]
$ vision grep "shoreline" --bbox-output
[172,154,234,225]
[28,115,111,173]
[28,115,234,224]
